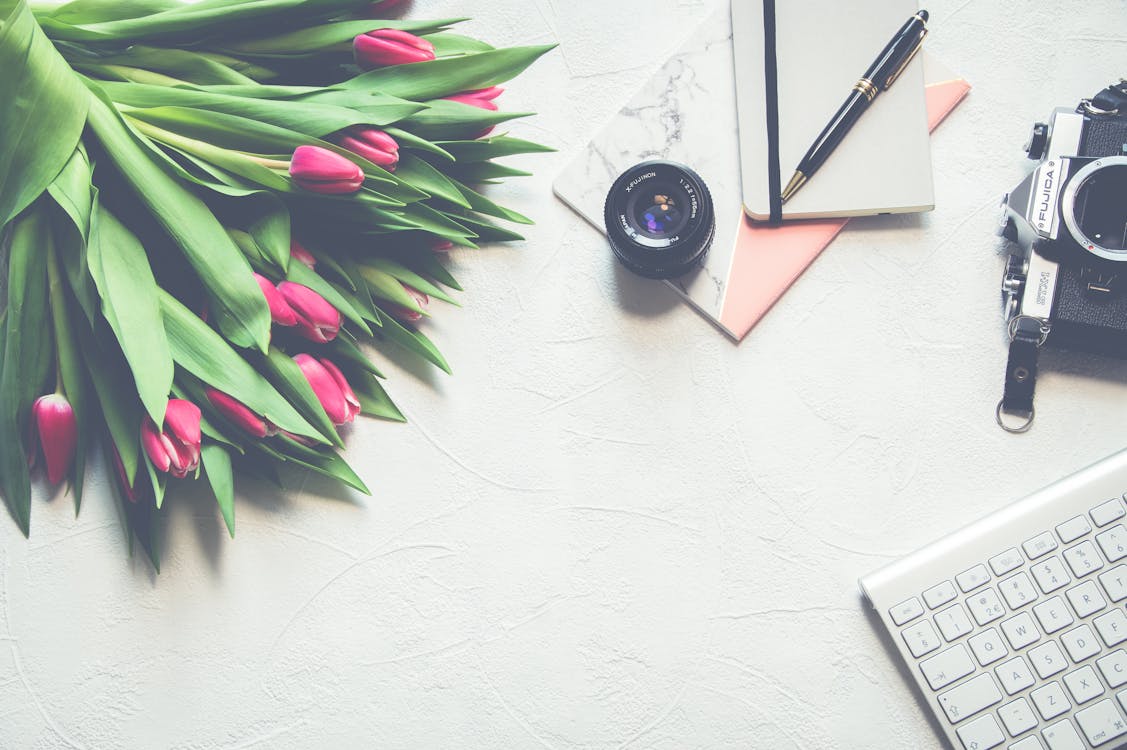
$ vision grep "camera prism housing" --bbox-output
[1000,96,1127,357]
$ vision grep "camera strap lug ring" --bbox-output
[996,400,1035,434]
[1080,98,1119,116]
[1007,315,1051,347]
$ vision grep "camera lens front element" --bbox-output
[604,161,715,279]
[1062,156,1127,262]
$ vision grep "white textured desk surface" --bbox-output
[3,1,1126,748]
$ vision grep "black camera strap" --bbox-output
[998,317,1045,433]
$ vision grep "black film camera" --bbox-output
[996,80,1127,432]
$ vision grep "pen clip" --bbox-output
[885,29,927,88]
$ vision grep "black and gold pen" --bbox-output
[780,9,929,204]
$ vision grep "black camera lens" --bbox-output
[604,161,715,279]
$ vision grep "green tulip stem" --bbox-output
[128,117,281,171]
[76,63,190,88]
[44,231,67,398]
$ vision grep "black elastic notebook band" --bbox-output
[761,0,783,224]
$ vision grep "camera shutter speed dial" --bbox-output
[1025,122,1049,160]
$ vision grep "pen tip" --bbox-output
[917,9,929,22]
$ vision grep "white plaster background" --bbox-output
[3,1,1126,748]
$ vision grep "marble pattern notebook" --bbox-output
[553,8,970,341]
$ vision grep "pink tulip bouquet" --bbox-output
[0,0,552,568]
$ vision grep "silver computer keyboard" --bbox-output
[861,449,1127,750]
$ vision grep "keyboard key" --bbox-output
[1098,565,1127,602]
[1029,641,1068,679]
[1060,624,1100,663]
[936,603,975,642]
[1031,557,1071,594]
[1095,609,1127,647]
[1008,737,1045,750]
[1033,597,1074,634]
[1065,580,1106,618]
[1074,698,1127,746]
[890,596,924,625]
[995,656,1036,695]
[1063,540,1104,577]
[1098,650,1127,688]
[1091,499,1125,527]
[1056,515,1093,544]
[938,673,1003,724]
[958,564,992,593]
[998,697,1038,737]
[968,588,1007,626]
[1024,532,1059,560]
[999,572,1039,610]
[1032,681,1070,721]
[1096,525,1127,562]
[957,713,1005,749]
[902,620,942,658]
[991,548,1025,577]
[1117,687,1127,715]
[920,644,975,690]
[970,628,1010,666]
[1041,718,1085,750]
[1001,612,1042,650]
[924,580,959,610]
[1063,665,1104,704]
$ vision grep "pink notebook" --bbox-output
[554,11,970,341]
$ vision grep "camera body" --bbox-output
[1000,94,1127,357]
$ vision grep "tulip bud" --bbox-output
[289,145,364,195]
[294,354,361,426]
[444,86,503,111]
[254,273,298,327]
[334,127,399,171]
[353,29,435,69]
[277,282,342,343]
[30,394,77,485]
[290,240,317,269]
[390,283,430,323]
[432,240,454,253]
[205,388,274,439]
[141,399,202,479]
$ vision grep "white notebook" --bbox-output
[733,0,934,220]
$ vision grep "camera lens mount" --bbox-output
[1061,155,1127,263]
[603,161,715,279]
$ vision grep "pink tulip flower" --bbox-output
[30,394,77,485]
[289,145,364,194]
[444,86,503,111]
[141,399,202,479]
[334,127,399,171]
[432,240,454,253]
[391,283,430,323]
[277,282,342,343]
[294,354,361,426]
[205,388,275,439]
[290,240,317,269]
[254,273,298,327]
[354,29,435,69]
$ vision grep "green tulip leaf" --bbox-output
[220,18,464,56]
[0,0,89,229]
[394,152,470,209]
[361,257,457,304]
[350,371,404,422]
[0,203,53,535]
[201,443,235,537]
[434,135,555,162]
[88,204,174,427]
[372,309,450,375]
[85,87,272,351]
